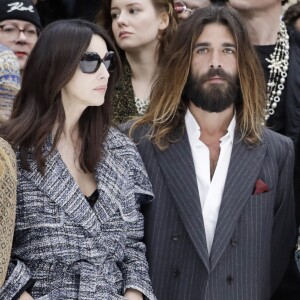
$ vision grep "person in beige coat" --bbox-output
[0,137,16,287]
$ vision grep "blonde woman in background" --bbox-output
[96,0,177,123]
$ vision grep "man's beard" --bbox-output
[183,68,240,113]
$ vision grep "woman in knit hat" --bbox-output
[0,0,42,72]
[0,45,20,120]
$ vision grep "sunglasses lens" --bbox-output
[103,51,115,72]
[80,52,100,74]
[174,1,185,13]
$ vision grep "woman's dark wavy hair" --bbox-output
[95,0,178,65]
[283,1,300,28]
[0,19,121,174]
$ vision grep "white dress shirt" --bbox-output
[185,109,236,255]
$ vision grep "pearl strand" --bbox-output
[265,21,289,122]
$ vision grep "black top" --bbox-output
[85,189,99,208]
[255,28,300,147]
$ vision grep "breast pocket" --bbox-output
[16,194,64,230]
[244,191,275,230]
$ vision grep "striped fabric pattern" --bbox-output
[133,126,296,300]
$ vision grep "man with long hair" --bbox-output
[228,0,300,298]
[129,6,296,300]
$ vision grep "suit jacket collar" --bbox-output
[154,128,210,271]
[154,128,267,272]
[210,131,267,270]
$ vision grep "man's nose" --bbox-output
[209,51,222,69]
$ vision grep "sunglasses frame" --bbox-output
[79,51,115,74]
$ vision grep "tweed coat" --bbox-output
[132,125,296,300]
[0,127,156,300]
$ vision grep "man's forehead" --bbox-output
[196,23,235,43]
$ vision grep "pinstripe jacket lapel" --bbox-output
[210,131,267,271]
[154,129,210,271]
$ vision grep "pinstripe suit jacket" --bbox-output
[132,126,296,300]
[0,127,156,300]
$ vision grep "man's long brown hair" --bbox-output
[0,19,121,174]
[130,5,266,149]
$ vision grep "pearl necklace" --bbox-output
[265,21,289,122]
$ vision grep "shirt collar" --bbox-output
[185,108,236,144]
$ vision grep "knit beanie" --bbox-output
[0,0,42,29]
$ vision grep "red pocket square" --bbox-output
[253,179,270,195]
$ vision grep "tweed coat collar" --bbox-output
[18,127,150,237]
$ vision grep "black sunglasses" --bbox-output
[79,51,115,74]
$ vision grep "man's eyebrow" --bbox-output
[194,42,236,48]
[223,42,236,48]
[194,42,210,48]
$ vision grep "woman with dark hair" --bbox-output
[96,0,178,124]
[0,19,156,300]
[283,1,300,32]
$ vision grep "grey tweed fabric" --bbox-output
[0,127,156,300]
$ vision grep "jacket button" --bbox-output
[172,235,179,242]
[174,269,181,277]
[226,275,233,285]
[231,238,238,247]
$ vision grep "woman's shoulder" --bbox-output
[104,126,136,150]
[0,137,16,161]
[0,137,16,179]
[113,65,137,124]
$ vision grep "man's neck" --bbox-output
[189,102,234,141]
[237,6,282,45]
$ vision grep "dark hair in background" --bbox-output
[283,1,300,28]
[131,5,266,148]
[207,0,289,4]
[95,0,178,65]
[0,19,121,174]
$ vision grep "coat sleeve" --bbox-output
[271,137,296,294]
[0,259,34,300]
[118,144,157,300]
[0,142,34,299]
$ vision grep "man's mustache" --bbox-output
[198,68,234,83]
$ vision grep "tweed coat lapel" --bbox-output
[154,129,210,271]
[23,139,101,237]
[210,131,267,271]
